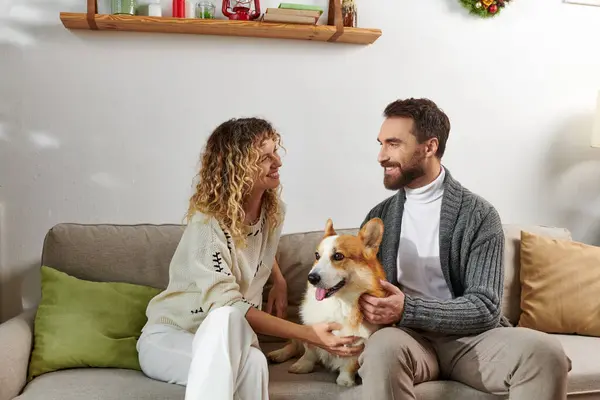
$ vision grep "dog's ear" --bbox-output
[324,218,337,237]
[358,218,384,255]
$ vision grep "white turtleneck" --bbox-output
[397,166,452,300]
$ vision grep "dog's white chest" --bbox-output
[300,287,372,339]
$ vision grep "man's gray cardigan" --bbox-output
[361,168,511,336]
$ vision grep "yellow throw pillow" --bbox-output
[518,230,600,337]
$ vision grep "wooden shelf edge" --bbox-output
[59,12,382,45]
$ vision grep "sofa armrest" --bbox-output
[0,309,35,400]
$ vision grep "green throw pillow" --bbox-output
[28,265,162,380]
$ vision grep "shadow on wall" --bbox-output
[0,0,78,321]
[1,262,39,321]
[0,38,21,322]
[544,112,600,245]
[0,0,81,48]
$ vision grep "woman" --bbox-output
[137,117,361,400]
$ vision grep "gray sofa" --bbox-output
[1,222,599,400]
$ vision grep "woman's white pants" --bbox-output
[137,306,269,400]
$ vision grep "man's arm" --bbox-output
[397,209,505,335]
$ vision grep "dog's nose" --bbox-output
[307,272,321,285]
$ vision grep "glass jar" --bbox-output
[112,0,136,15]
[196,1,215,18]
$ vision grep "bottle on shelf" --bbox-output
[185,0,196,18]
[137,0,162,16]
[172,0,185,17]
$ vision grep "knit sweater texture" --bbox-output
[143,201,285,334]
[362,167,511,335]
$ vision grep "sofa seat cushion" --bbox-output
[17,364,502,400]
[556,334,600,395]
[16,336,599,400]
[15,368,184,400]
[263,343,501,400]
[266,335,600,399]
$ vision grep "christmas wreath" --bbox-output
[459,0,512,17]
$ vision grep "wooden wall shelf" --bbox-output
[59,12,382,44]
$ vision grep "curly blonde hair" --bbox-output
[187,117,284,246]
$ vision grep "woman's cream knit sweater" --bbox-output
[143,202,285,334]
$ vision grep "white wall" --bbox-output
[1,0,600,321]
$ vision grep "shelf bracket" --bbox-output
[86,0,98,30]
[327,0,343,42]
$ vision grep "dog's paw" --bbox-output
[266,348,291,364]
[336,372,356,387]
[288,359,315,374]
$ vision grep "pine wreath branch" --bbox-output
[459,0,511,18]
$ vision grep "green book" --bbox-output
[278,3,324,13]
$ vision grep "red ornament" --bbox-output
[488,3,498,13]
[222,0,261,20]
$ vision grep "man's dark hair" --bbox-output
[383,98,451,158]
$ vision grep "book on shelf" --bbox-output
[278,3,324,13]
[266,7,322,18]
[262,4,323,25]
[261,13,317,24]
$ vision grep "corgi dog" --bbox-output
[266,217,387,387]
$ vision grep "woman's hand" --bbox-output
[304,322,364,357]
[245,309,362,358]
[266,275,288,319]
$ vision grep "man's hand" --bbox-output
[359,280,405,325]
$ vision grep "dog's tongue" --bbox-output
[315,288,327,301]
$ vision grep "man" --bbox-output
[357,98,571,399]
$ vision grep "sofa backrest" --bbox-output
[41,223,185,289]
[40,222,572,330]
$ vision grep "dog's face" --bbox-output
[308,218,384,301]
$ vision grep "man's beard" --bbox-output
[383,151,426,190]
